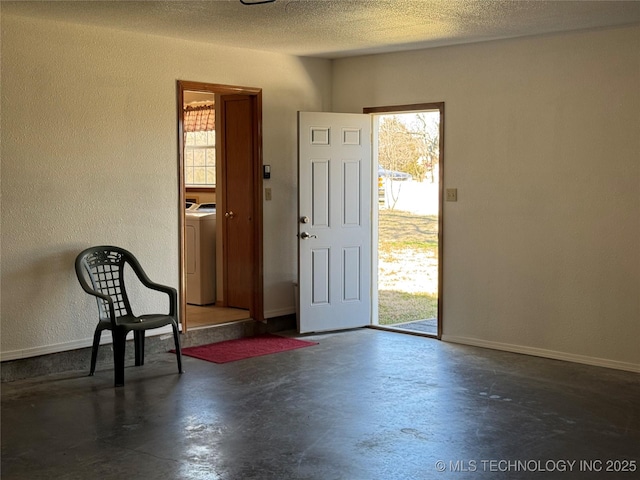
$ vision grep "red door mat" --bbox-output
[175,334,318,364]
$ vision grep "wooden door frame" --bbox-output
[177,80,264,332]
[363,102,444,339]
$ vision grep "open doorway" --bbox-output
[365,103,444,339]
[177,81,264,332]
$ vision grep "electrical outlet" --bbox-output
[446,188,458,202]
[265,187,272,201]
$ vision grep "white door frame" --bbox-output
[297,104,444,338]
[364,103,445,339]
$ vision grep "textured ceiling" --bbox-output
[3,0,640,58]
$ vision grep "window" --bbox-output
[183,97,216,187]
[185,130,216,186]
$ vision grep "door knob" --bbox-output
[225,211,235,219]
[299,231,317,240]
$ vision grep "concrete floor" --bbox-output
[2,328,639,479]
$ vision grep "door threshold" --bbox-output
[188,317,254,331]
[367,325,440,340]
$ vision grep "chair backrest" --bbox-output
[76,246,134,321]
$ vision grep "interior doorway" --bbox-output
[177,81,264,332]
[365,103,444,339]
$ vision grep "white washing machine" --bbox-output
[185,211,216,305]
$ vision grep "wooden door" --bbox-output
[221,95,255,309]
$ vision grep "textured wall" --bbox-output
[0,14,331,359]
[3,14,638,370]
[333,26,640,369]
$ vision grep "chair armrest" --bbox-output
[144,282,178,317]
[126,256,178,317]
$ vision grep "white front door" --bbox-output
[298,112,372,333]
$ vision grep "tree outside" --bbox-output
[378,113,439,185]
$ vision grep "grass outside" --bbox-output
[378,209,438,325]
[378,210,438,254]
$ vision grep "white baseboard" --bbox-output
[1,310,298,362]
[441,335,640,373]
[0,325,174,362]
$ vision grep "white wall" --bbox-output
[333,26,640,371]
[3,14,638,372]
[0,14,331,360]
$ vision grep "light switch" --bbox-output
[446,188,457,202]
[265,187,272,201]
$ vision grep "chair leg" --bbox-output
[134,331,145,366]
[112,330,127,387]
[89,329,102,376]
[172,322,183,374]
